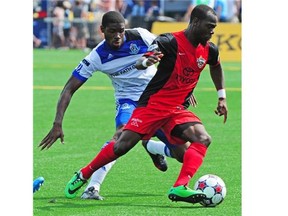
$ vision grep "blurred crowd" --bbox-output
[33,0,242,49]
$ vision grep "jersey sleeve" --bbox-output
[207,42,220,66]
[136,27,156,47]
[144,33,172,57]
[72,49,101,81]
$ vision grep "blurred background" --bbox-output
[33,0,242,51]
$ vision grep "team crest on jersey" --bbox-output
[121,103,131,110]
[197,56,206,68]
[129,43,140,54]
[108,53,114,59]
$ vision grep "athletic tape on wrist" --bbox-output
[142,58,149,67]
[217,89,226,98]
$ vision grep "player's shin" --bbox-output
[81,141,118,179]
[84,160,116,192]
[173,142,207,187]
[84,141,117,192]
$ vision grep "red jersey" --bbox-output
[138,30,220,110]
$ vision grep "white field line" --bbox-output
[33,86,241,91]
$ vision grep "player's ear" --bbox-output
[192,17,200,27]
[100,25,105,33]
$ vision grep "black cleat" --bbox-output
[142,140,168,172]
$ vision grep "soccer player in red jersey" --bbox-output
[63,4,228,204]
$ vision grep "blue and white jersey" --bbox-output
[72,28,157,101]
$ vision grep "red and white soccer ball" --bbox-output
[193,174,227,207]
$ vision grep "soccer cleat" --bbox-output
[168,185,206,204]
[142,140,168,172]
[81,186,104,200]
[33,176,44,193]
[65,171,87,199]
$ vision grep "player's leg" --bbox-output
[80,99,133,199]
[168,122,211,204]
[80,99,131,200]
[65,130,142,199]
[81,141,116,200]
[113,99,168,171]
[142,139,168,171]
[143,128,191,164]
[147,129,173,158]
[141,129,190,171]
[66,100,140,199]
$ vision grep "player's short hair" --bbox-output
[189,4,217,23]
[101,11,125,27]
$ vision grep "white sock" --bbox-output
[84,141,116,192]
[84,160,116,192]
[146,140,172,157]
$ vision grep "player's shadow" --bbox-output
[34,194,204,212]
[107,191,163,198]
[35,201,204,211]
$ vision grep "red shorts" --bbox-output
[124,107,202,145]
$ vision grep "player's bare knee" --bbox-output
[200,134,211,147]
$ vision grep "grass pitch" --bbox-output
[33,49,241,216]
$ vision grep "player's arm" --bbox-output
[209,63,228,123]
[208,42,228,123]
[135,51,163,70]
[39,76,85,150]
[136,40,164,70]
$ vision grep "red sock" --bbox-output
[173,142,207,187]
[81,141,118,179]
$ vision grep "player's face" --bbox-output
[101,23,125,49]
[195,12,217,45]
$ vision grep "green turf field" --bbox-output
[33,49,241,216]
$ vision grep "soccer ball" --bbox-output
[193,174,227,207]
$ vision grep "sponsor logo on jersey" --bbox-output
[176,67,198,84]
[130,118,142,127]
[197,56,206,68]
[129,43,140,54]
[183,67,195,76]
[82,59,90,66]
[110,64,136,77]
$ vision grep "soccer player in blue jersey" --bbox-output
[39,11,193,200]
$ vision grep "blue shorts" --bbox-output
[115,99,138,128]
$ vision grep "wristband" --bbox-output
[217,89,226,98]
[142,58,149,68]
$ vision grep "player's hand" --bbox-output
[214,98,228,123]
[146,51,164,66]
[38,123,64,150]
[189,94,198,107]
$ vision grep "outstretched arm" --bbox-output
[135,51,164,70]
[209,64,228,123]
[39,76,85,150]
